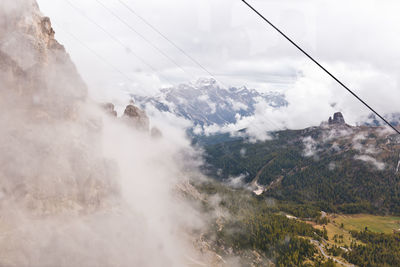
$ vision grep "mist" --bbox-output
[0,0,211,266]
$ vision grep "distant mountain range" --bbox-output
[363,113,400,127]
[132,78,287,126]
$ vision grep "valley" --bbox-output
[199,114,400,215]
[191,112,400,266]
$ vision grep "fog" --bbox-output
[0,0,211,266]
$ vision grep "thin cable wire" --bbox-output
[116,0,221,82]
[63,0,174,85]
[241,0,400,135]
[54,23,135,83]
[94,0,189,76]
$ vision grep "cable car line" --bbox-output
[241,0,400,135]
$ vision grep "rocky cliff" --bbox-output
[0,0,116,216]
[0,2,242,266]
[328,112,346,125]
[0,0,87,120]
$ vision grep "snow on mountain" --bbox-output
[132,78,288,126]
[362,113,400,127]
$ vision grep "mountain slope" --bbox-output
[363,112,400,127]
[200,113,400,214]
[133,78,287,126]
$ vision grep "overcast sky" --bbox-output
[37,0,400,128]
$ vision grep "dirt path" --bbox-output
[250,157,286,195]
[265,175,283,192]
[251,157,275,186]
[311,240,356,267]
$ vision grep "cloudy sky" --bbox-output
[37,0,400,129]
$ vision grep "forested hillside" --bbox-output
[199,122,400,214]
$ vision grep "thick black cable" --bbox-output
[241,0,400,135]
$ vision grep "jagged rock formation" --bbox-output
[329,112,346,125]
[101,102,161,136]
[0,2,213,267]
[123,104,150,131]
[101,102,117,117]
[0,0,116,217]
[0,0,87,119]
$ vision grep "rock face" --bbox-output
[123,104,150,131]
[101,102,160,135]
[0,3,193,267]
[329,112,346,125]
[101,102,117,117]
[0,0,116,217]
[0,0,87,119]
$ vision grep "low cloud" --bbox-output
[240,148,247,157]
[328,162,337,170]
[302,136,319,157]
[226,173,248,189]
[354,155,385,170]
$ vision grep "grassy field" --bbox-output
[309,214,400,266]
[312,214,400,247]
[332,214,400,234]
[313,222,355,247]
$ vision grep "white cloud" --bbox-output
[230,99,248,111]
[35,0,400,115]
[354,155,386,170]
[328,162,337,170]
[240,148,247,157]
[226,174,248,189]
[302,136,319,157]
[29,0,400,143]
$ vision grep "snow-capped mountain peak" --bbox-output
[133,78,287,127]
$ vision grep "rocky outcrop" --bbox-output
[100,102,163,136]
[328,112,346,125]
[0,0,87,120]
[123,104,150,131]
[0,0,115,217]
[101,102,117,117]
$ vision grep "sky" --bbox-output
[36,0,400,129]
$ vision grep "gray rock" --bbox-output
[329,112,345,125]
[123,104,149,131]
[101,103,117,117]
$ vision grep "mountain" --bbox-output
[0,0,88,114]
[133,78,287,126]
[363,112,400,126]
[0,2,183,266]
[200,112,400,214]
[2,3,317,266]
[5,2,399,266]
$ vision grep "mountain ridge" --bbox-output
[132,78,288,126]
